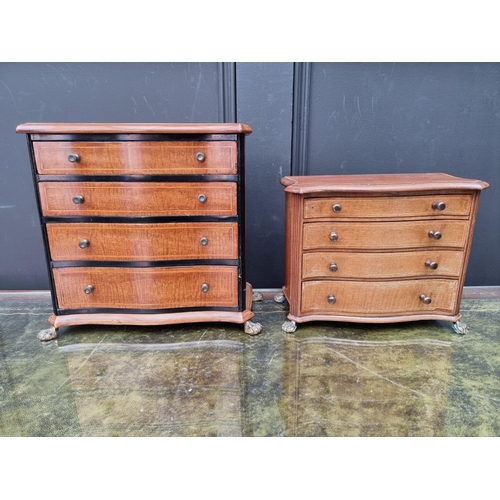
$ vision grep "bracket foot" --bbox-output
[244,320,262,335]
[37,327,58,342]
[452,321,468,335]
[282,320,297,333]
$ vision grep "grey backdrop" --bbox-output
[1,62,498,289]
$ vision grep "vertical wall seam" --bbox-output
[218,62,237,123]
[291,62,311,176]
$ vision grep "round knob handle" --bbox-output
[196,152,205,162]
[329,231,338,242]
[198,194,207,203]
[68,154,80,163]
[84,285,94,295]
[420,294,432,305]
[428,230,442,240]
[72,195,84,204]
[329,262,338,272]
[200,237,208,246]
[432,201,446,211]
[425,259,438,270]
[328,294,336,305]
[78,239,90,249]
[332,204,342,213]
[201,283,209,293]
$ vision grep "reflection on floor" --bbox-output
[1,291,500,436]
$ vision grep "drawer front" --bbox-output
[304,195,472,219]
[53,266,239,310]
[39,182,237,217]
[302,250,464,279]
[47,222,238,261]
[301,279,459,316]
[33,141,237,175]
[303,220,469,250]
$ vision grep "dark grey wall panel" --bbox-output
[300,62,500,286]
[1,62,499,289]
[237,62,294,288]
[0,62,223,289]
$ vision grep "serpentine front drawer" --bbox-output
[33,141,238,175]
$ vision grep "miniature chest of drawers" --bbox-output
[17,123,261,340]
[278,173,489,334]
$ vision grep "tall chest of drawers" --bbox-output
[17,123,262,340]
[278,173,489,334]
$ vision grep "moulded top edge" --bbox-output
[281,173,489,193]
[15,123,252,135]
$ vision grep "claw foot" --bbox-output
[452,321,468,335]
[37,327,58,341]
[274,292,287,304]
[282,320,297,333]
[244,320,262,335]
[252,291,263,302]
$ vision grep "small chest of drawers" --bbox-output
[278,173,489,334]
[17,123,262,340]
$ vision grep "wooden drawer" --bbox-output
[303,220,469,250]
[302,250,464,279]
[39,182,237,217]
[301,279,459,316]
[46,222,238,261]
[53,266,239,310]
[303,195,472,219]
[33,141,237,175]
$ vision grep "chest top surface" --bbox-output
[281,173,489,194]
[16,122,252,135]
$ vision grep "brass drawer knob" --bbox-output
[329,262,338,272]
[72,195,84,204]
[432,201,446,211]
[420,294,432,305]
[198,194,207,203]
[425,259,438,270]
[201,283,209,293]
[78,239,90,249]
[328,294,336,305]
[428,230,442,240]
[329,231,338,242]
[332,203,342,212]
[196,152,205,162]
[84,285,94,295]
[68,154,80,163]
[200,237,208,246]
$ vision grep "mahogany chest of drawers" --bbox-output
[277,173,489,334]
[17,123,261,340]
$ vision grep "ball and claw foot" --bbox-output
[282,320,297,333]
[274,292,287,304]
[252,291,263,302]
[244,320,263,335]
[37,327,58,342]
[452,321,468,335]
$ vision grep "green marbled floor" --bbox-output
[1,293,499,437]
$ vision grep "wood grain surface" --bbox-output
[33,141,237,175]
[39,181,237,217]
[46,222,238,261]
[303,220,469,250]
[303,194,472,219]
[53,266,239,310]
[302,250,464,279]
[301,279,459,316]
